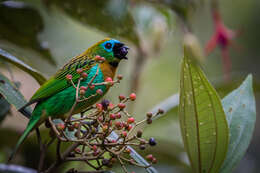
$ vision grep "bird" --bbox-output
[9,38,129,161]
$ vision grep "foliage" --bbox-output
[0,0,257,173]
[179,45,229,172]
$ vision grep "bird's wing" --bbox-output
[19,55,96,110]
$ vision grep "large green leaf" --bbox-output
[0,1,55,65]
[45,0,140,45]
[0,48,46,85]
[179,48,229,173]
[0,72,31,117]
[220,75,256,173]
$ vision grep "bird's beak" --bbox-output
[113,43,129,60]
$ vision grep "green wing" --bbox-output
[20,55,96,109]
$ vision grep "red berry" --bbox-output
[108,103,114,110]
[152,157,157,164]
[74,148,81,153]
[122,122,128,128]
[96,89,103,95]
[92,145,97,151]
[79,89,85,95]
[115,113,121,119]
[121,131,127,137]
[76,68,83,74]
[110,139,117,143]
[118,103,126,109]
[102,125,108,132]
[110,157,117,163]
[115,121,122,129]
[95,55,105,62]
[146,154,153,161]
[98,116,103,122]
[127,117,135,124]
[137,130,143,138]
[125,148,131,154]
[80,86,87,91]
[56,123,65,131]
[89,85,95,90]
[147,118,152,124]
[118,94,125,101]
[105,77,113,82]
[93,150,100,156]
[96,103,103,111]
[129,93,136,101]
[146,112,153,118]
[158,108,164,114]
[127,124,133,131]
[73,123,79,128]
[66,74,72,80]
[117,74,123,80]
[110,114,116,120]
[81,72,88,78]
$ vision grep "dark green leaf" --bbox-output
[220,75,256,173]
[0,94,10,123]
[179,48,229,173]
[0,72,31,115]
[0,48,47,85]
[0,1,55,65]
[46,0,140,45]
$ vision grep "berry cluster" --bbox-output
[45,64,163,173]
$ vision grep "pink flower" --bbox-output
[205,10,237,81]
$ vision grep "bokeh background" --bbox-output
[0,0,259,172]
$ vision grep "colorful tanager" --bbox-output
[9,38,129,161]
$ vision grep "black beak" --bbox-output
[113,42,129,60]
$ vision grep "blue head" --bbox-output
[90,38,129,66]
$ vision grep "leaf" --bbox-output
[0,72,31,115]
[220,75,256,173]
[0,48,47,85]
[179,49,229,172]
[0,1,55,65]
[109,132,158,173]
[0,163,36,173]
[45,0,140,45]
[0,95,10,123]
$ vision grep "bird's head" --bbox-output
[89,38,129,67]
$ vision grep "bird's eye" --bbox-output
[105,42,112,49]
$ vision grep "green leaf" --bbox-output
[0,72,31,115]
[220,75,256,173]
[46,0,140,45]
[179,49,229,173]
[0,1,55,65]
[0,48,46,85]
[0,95,10,123]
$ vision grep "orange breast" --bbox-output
[99,61,117,80]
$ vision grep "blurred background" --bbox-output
[0,0,259,172]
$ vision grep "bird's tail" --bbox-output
[8,113,41,163]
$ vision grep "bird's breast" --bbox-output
[99,61,117,80]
